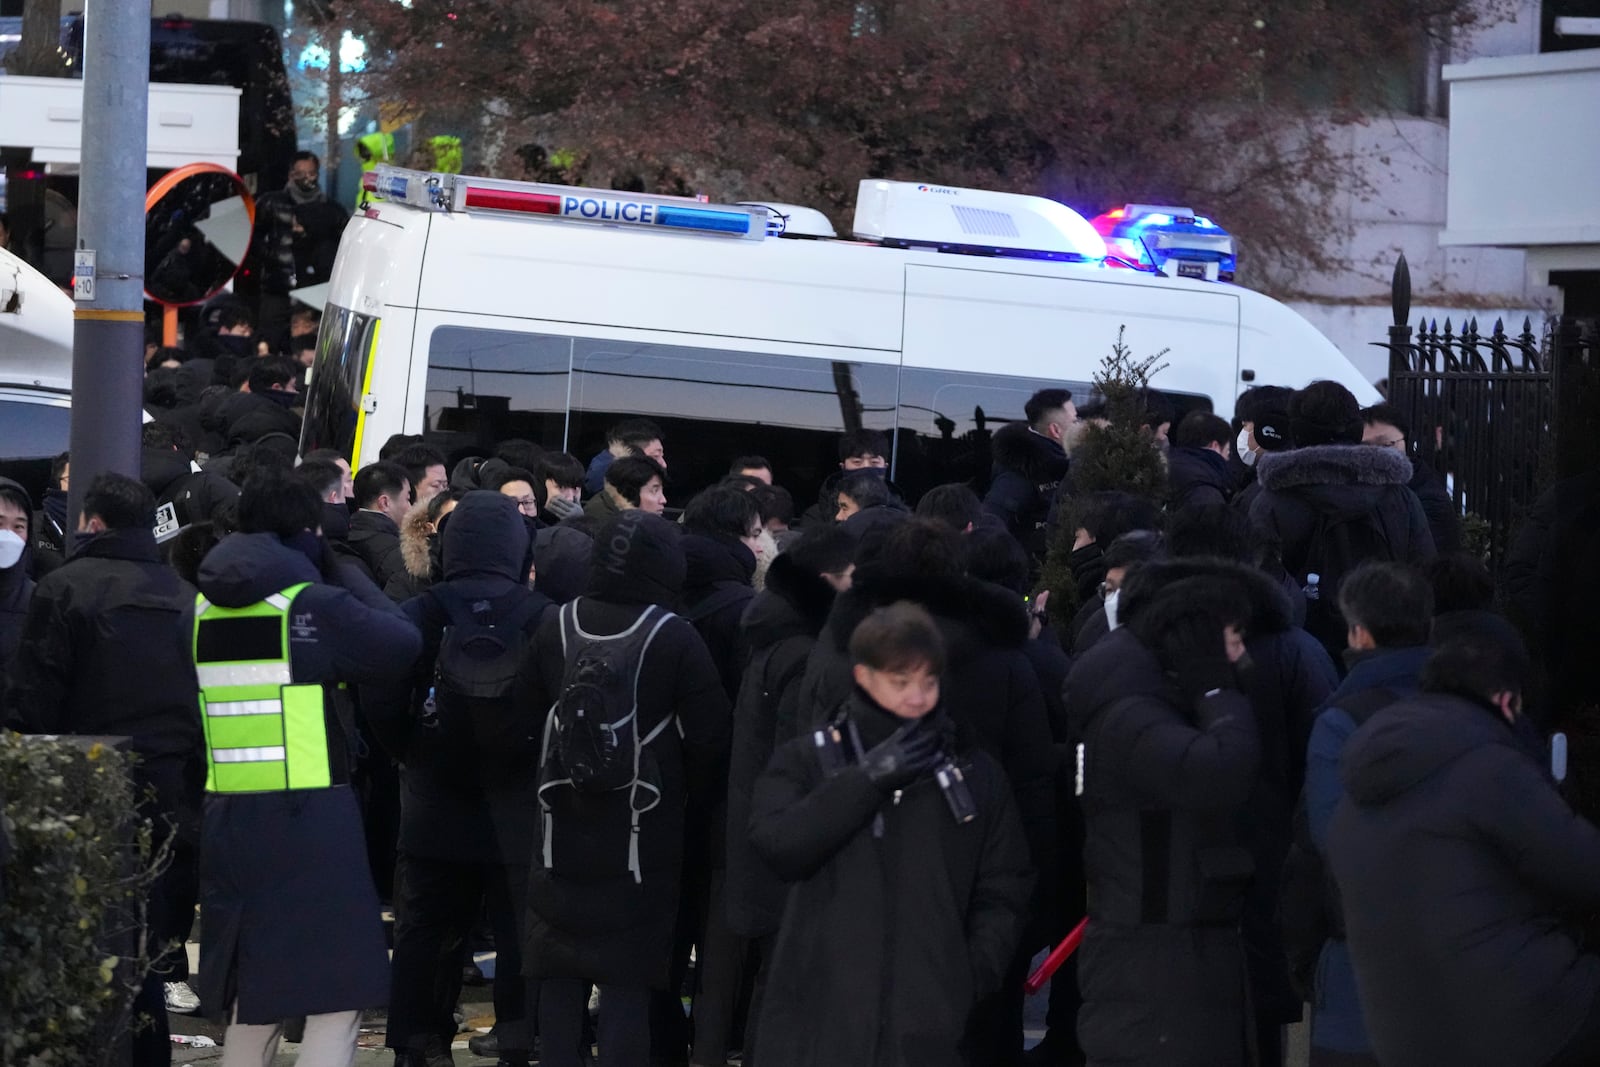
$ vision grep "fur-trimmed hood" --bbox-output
[1117,556,1295,636]
[828,567,1029,658]
[398,499,437,580]
[1257,443,1412,492]
[991,421,1069,483]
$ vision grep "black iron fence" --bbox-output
[1381,256,1600,566]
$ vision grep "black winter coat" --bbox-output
[342,509,407,591]
[797,569,1058,942]
[725,553,836,938]
[1249,444,1435,581]
[1410,454,1460,553]
[1167,446,1233,510]
[3,526,202,839]
[750,697,1034,1067]
[983,422,1069,559]
[517,596,731,988]
[1329,693,1600,1067]
[1119,558,1338,1031]
[681,532,757,701]
[217,389,302,448]
[193,531,422,1023]
[29,488,68,580]
[1064,614,1261,1067]
[0,478,36,678]
[1503,471,1600,724]
[362,492,551,865]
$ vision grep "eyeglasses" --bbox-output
[514,498,538,513]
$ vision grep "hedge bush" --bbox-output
[0,732,162,1067]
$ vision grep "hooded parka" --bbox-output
[1329,692,1600,1067]
[749,695,1034,1067]
[193,531,421,1023]
[725,552,837,938]
[1064,575,1262,1067]
[517,512,732,988]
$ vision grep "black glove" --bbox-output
[1160,611,1238,705]
[862,717,945,793]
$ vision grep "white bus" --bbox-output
[303,168,1379,506]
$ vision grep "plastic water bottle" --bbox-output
[1303,573,1321,602]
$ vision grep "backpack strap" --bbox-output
[628,606,676,883]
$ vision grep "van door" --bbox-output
[900,264,1241,406]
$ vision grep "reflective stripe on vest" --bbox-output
[193,583,334,794]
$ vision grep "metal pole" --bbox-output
[67,1,150,542]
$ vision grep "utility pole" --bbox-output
[66,0,150,539]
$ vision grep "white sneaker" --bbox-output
[164,981,201,1014]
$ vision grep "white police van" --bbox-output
[303,166,1379,505]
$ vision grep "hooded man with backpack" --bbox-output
[1248,380,1434,661]
[362,491,552,1067]
[519,510,731,1067]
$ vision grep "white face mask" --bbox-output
[1104,588,1121,631]
[0,530,24,570]
[1236,427,1257,468]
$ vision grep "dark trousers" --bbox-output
[742,935,777,1067]
[387,852,534,1053]
[541,980,649,1067]
[150,836,199,983]
[1308,1050,1379,1067]
[691,868,750,1065]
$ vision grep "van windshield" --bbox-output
[302,305,378,462]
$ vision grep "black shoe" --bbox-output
[468,1032,500,1058]
[407,1041,456,1067]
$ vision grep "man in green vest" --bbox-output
[191,466,421,1062]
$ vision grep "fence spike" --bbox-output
[1493,317,1505,339]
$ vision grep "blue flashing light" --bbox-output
[1091,205,1237,281]
[654,204,756,235]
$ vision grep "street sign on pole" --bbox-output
[72,249,96,302]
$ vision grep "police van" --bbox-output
[303,166,1380,506]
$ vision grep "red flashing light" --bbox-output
[462,186,562,215]
[1106,208,1126,219]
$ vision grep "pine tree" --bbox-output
[1038,326,1170,620]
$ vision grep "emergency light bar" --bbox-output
[852,180,1107,262]
[361,166,768,241]
[1090,205,1237,282]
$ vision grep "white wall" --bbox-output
[1286,301,1549,384]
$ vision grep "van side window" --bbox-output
[301,304,379,461]
[425,327,572,455]
[894,367,1094,503]
[568,339,898,509]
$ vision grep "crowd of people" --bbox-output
[0,303,1596,1067]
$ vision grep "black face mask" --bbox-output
[217,333,255,356]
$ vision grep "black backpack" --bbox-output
[425,585,543,777]
[1279,686,1400,998]
[1298,501,1396,654]
[537,599,675,883]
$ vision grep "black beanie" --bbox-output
[587,510,686,607]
